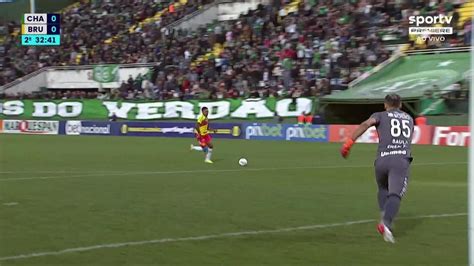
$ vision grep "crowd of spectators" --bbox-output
[1,0,471,101]
[0,0,211,86]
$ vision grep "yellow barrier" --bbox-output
[457,1,474,28]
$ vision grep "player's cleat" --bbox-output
[377,223,395,243]
[204,159,214,164]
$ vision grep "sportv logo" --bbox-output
[408,14,453,37]
[409,15,453,27]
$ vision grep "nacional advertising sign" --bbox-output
[243,123,328,142]
[432,126,469,147]
[64,121,116,136]
[2,120,58,135]
[119,122,242,139]
[328,125,433,145]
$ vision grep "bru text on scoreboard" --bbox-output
[21,13,61,46]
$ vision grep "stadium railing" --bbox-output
[348,46,472,88]
[167,0,234,31]
[0,62,163,95]
[167,0,270,31]
[403,46,472,55]
[348,52,403,89]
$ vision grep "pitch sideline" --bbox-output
[0,212,466,262]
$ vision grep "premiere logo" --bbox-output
[408,14,454,43]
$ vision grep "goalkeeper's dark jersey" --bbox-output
[370,110,414,160]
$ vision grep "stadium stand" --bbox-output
[0,0,213,86]
[0,0,471,101]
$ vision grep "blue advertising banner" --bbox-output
[243,123,328,142]
[57,121,326,142]
[283,124,328,142]
[118,122,242,139]
[243,123,285,141]
[60,121,118,136]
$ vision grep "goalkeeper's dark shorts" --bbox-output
[374,156,412,198]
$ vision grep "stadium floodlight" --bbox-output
[30,0,35,13]
[470,15,474,266]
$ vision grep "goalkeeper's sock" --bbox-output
[383,194,401,229]
[191,145,203,151]
[205,148,213,160]
[378,187,388,212]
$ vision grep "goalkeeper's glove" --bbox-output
[340,138,355,159]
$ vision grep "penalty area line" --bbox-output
[0,212,466,262]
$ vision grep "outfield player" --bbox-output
[340,94,414,243]
[190,107,215,163]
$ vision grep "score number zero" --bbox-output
[50,25,58,34]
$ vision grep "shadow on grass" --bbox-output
[394,213,422,236]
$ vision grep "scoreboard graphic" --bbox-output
[21,13,61,46]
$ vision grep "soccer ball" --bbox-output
[238,158,248,166]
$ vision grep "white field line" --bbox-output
[0,161,466,175]
[2,202,18,206]
[411,181,467,187]
[0,170,125,174]
[0,161,467,182]
[0,212,466,262]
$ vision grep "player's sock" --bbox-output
[205,148,213,161]
[191,145,203,151]
[378,188,389,212]
[382,194,401,229]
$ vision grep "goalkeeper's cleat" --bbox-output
[377,223,395,243]
[204,159,214,164]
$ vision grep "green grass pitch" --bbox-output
[0,135,468,265]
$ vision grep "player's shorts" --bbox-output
[196,134,212,147]
[374,156,412,198]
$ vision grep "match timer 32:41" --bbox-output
[21,13,61,46]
